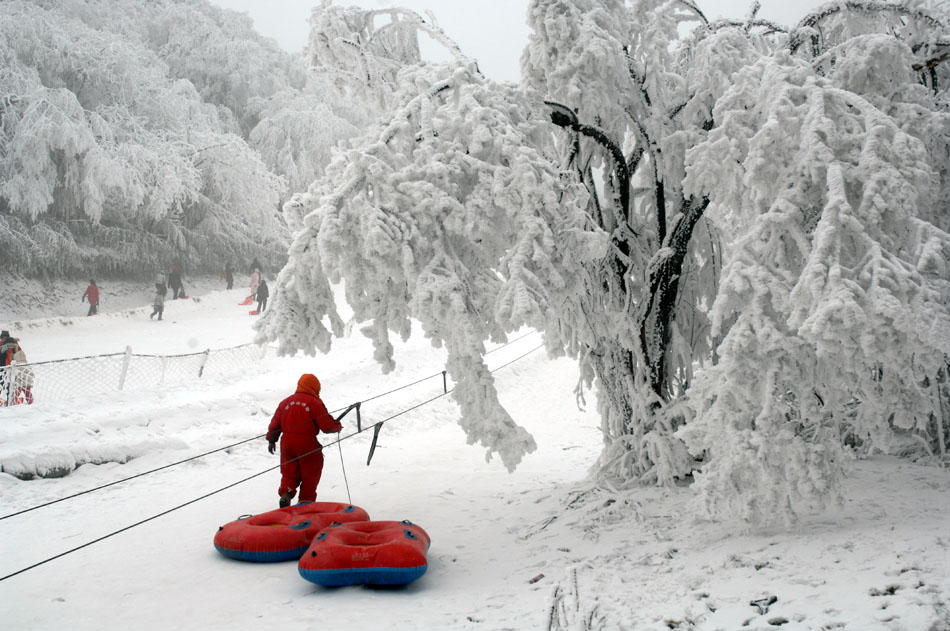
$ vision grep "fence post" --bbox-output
[442,370,448,394]
[198,349,210,378]
[6,363,16,405]
[118,346,132,391]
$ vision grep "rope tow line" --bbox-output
[320,341,547,466]
[0,332,539,522]
[357,330,537,406]
[0,400,365,522]
[0,344,545,582]
[0,455,289,582]
[0,404,349,522]
[0,342,544,583]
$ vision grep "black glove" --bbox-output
[268,441,276,455]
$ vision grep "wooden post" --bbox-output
[118,346,132,391]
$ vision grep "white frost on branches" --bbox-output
[681,53,950,524]
[1,0,371,277]
[0,1,287,274]
[266,0,949,524]
[249,82,371,197]
[259,62,607,470]
[307,0,473,112]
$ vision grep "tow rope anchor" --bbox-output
[367,423,383,466]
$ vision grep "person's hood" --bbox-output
[295,374,321,398]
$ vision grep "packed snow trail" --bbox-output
[1,288,949,630]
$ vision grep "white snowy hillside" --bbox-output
[1,288,949,630]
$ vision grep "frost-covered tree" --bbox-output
[518,0,768,485]
[681,53,950,523]
[28,0,372,204]
[30,0,297,135]
[249,80,372,197]
[791,0,950,236]
[307,2,471,111]
[676,2,950,523]
[263,0,731,478]
[0,0,286,277]
[1,0,370,278]
[261,2,603,469]
[262,0,950,523]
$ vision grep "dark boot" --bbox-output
[279,492,293,509]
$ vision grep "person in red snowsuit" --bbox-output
[266,374,342,508]
[81,280,99,316]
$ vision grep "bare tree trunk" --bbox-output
[638,195,709,399]
[547,104,708,483]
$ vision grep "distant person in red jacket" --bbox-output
[81,280,99,316]
[266,374,342,508]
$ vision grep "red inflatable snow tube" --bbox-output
[214,502,370,562]
[298,520,430,587]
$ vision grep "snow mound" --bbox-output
[1,437,188,480]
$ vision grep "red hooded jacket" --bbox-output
[266,374,341,446]
[83,284,99,305]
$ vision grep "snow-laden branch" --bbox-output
[259,65,606,471]
[363,7,476,71]
[681,52,950,523]
[545,101,630,222]
[789,0,948,55]
[308,1,478,111]
[269,0,949,520]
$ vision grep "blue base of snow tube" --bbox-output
[214,545,309,563]
[299,564,428,587]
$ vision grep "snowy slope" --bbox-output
[1,287,948,630]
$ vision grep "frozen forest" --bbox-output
[258,0,950,524]
[0,0,372,277]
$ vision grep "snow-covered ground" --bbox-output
[1,287,948,630]
[0,273,240,331]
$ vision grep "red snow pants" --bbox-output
[277,439,325,503]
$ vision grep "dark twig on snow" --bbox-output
[750,595,778,615]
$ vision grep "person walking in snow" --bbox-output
[248,258,263,277]
[0,331,19,405]
[0,331,19,367]
[249,268,260,301]
[81,280,99,316]
[224,261,234,290]
[169,266,184,300]
[0,330,11,396]
[11,342,33,405]
[150,279,167,320]
[256,278,269,314]
[266,374,342,508]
